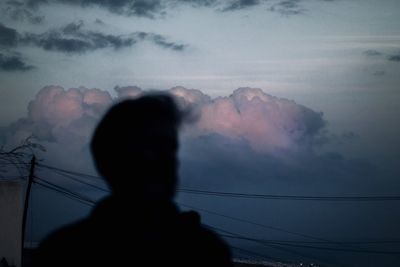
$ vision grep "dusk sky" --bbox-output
[1,1,400,266]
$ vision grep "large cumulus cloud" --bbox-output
[99,85,326,153]
[1,85,327,168]
[4,86,111,160]
[1,84,355,178]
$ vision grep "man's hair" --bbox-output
[90,93,182,197]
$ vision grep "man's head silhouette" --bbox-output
[34,93,233,267]
[90,93,182,201]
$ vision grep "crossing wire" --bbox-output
[178,202,400,245]
[36,163,400,202]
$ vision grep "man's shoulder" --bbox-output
[178,210,232,265]
[34,218,91,265]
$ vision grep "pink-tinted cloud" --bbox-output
[169,86,324,152]
[4,85,325,156]
[27,86,112,127]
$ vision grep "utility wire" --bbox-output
[206,224,346,267]
[179,202,400,245]
[41,167,109,193]
[179,188,400,202]
[34,180,95,207]
[36,163,103,180]
[34,176,96,206]
[220,234,400,255]
[37,163,400,202]
[179,202,332,242]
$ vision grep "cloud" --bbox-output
[107,85,325,152]
[27,86,112,127]
[94,18,105,25]
[221,0,260,12]
[3,85,326,159]
[0,1,44,24]
[114,85,143,99]
[27,0,164,18]
[268,0,336,16]
[135,32,187,51]
[0,52,34,71]
[178,87,325,152]
[269,0,304,15]
[25,0,219,17]
[0,23,19,47]
[20,21,136,54]
[388,52,400,62]
[363,50,382,56]
[0,21,187,54]
[178,0,218,7]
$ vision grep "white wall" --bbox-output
[0,181,24,267]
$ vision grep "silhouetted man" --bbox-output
[34,94,232,267]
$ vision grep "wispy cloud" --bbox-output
[363,50,383,57]
[388,52,400,62]
[363,49,400,63]
[0,0,44,24]
[2,21,187,54]
[221,0,260,12]
[135,32,187,51]
[0,23,19,47]
[21,21,138,54]
[27,0,164,18]
[0,52,34,71]
[269,0,304,15]
[268,0,337,16]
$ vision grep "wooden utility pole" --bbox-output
[21,155,35,266]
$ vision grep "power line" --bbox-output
[207,224,346,267]
[41,167,109,193]
[34,180,95,207]
[220,234,400,255]
[37,163,400,202]
[32,173,399,267]
[30,178,295,266]
[178,202,400,245]
[36,163,103,180]
[34,176,97,206]
[179,188,400,201]
[178,202,332,242]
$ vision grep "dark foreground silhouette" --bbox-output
[33,94,232,267]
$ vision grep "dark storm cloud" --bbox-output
[27,0,164,18]
[221,0,260,12]
[26,0,220,17]
[178,0,217,7]
[0,23,19,47]
[0,52,34,71]
[20,21,136,54]
[363,49,400,63]
[388,52,400,62]
[19,21,186,54]
[363,49,382,56]
[1,1,44,24]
